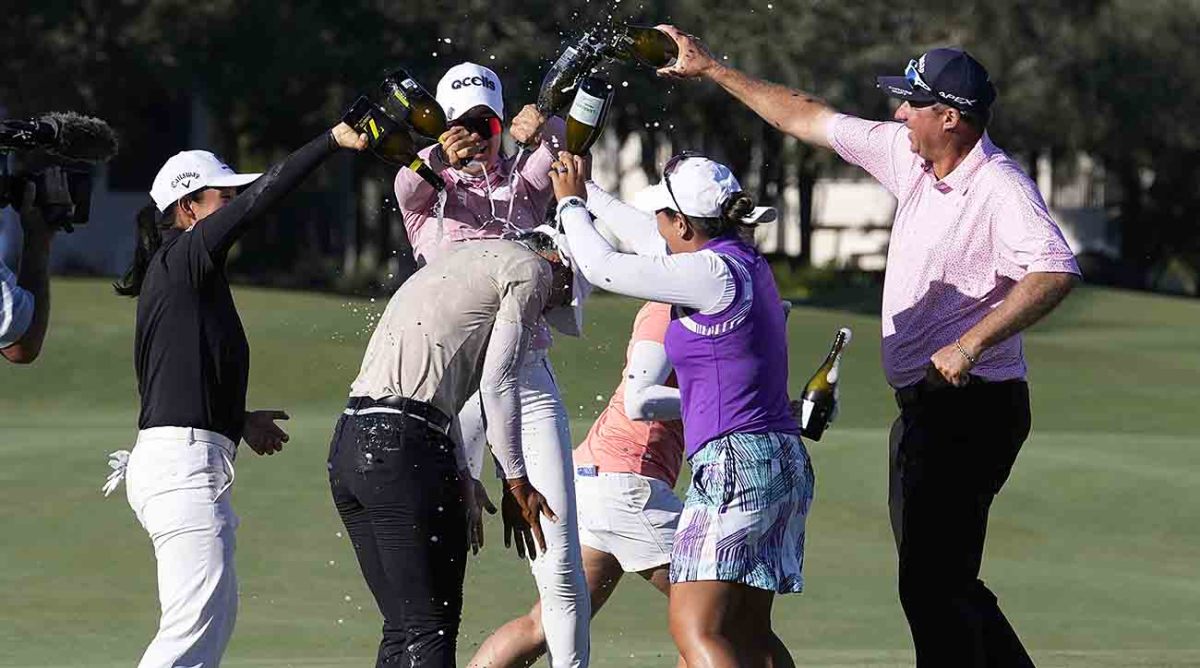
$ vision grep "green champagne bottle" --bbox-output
[607,24,679,68]
[799,327,852,441]
[536,31,604,116]
[565,76,614,155]
[342,96,444,191]
[380,68,448,140]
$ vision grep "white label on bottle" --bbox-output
[555,46,579,69]
[801,398,815,428]
[568,89,606,126]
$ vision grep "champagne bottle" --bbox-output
[607,24,679,68]
[342,96,445,191]
[380,68,448,140]
[565,76,614,155]
[799,327,852,441]
[536,31,604,116]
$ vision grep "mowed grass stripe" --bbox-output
[2,279,1198,666]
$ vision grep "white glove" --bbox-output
[101,450,131,497]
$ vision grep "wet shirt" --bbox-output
[827,114,1080,388]
[395,117,566,264]
[136,133,337,443]
[349,239,551,422]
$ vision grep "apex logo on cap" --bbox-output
[171,171,201,189]
[450,76,497,91]
[938,90,977,107]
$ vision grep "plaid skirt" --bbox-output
[670,431,815,593]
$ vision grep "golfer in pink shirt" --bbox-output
[658,27,1079,668]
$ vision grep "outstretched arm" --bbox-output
[656,25,836,149]
[200,123,366,257]
[585,181,667,256]
[558,197,729,312]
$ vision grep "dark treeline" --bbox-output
[4,0,1197,294]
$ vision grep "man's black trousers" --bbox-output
[893,378,1035,667]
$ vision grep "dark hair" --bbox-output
[664,191,757,240]
[113,197,187,297]
[515,229,559,257]
[959,105,990,132]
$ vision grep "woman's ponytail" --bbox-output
[721,191,756,223]
[113,203,171,297]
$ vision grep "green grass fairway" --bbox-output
[2,278,1199,667]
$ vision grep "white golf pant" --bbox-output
[459,351,590,666]
[125,427,239,668]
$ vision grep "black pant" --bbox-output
[328,410,466,667]
[893,379,1035,667]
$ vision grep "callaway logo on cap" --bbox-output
[876,47,997,111]
[149,150,261,212]
[436,62,505,122]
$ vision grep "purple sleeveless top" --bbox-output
[664,236,800,459]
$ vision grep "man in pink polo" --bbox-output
[657,28,1079,667]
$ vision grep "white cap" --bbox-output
[641,156,777,224]
[150,150,260,212]
[436,62,505,122]
[530,224,592,337]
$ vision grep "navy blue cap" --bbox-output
[877,48,997,111]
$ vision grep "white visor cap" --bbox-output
[641,156,777,224]
[436,62,505,122]
[150,150,260,212]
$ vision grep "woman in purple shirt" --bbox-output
[549,152,814,668]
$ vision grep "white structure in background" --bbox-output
[40,108,1109,277]
[590,132,1112,269]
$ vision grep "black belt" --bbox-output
[344,396,452,433]
[895,374,997,410]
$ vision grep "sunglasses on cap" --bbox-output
[661,151,704,216]
[450,113,503,140]
[904,60,940,108]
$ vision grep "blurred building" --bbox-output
[591,133,1113,271]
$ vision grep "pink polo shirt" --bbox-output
[827,114,1080,388]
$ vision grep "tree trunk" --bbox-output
[1115,158,1147,288]
[797,146,816,267]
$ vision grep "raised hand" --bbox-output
[655,25,720,80]
[438,126,486,168]
[330,122,368,151]
[548,151,588,202]
[510,104,547,146]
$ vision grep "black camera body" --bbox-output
[0,113,118,233]
[0,155,94,233]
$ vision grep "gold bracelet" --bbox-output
[954,339,978,366]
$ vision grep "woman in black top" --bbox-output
[109,122,365,668]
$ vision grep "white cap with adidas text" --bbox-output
[150,150,261,212]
